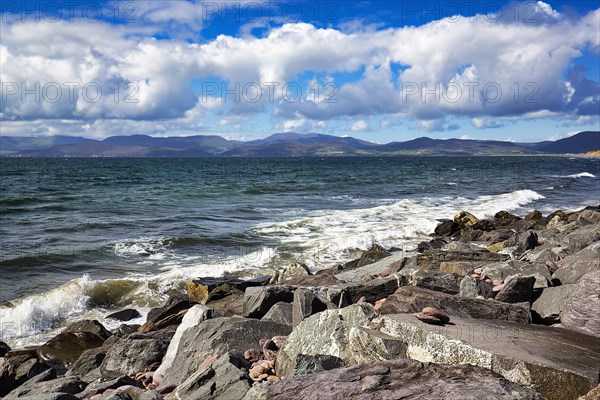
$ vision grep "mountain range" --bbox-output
[1,131,598,157]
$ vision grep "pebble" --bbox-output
[473,267,483,274]
[244,348,261,364]
[357,296,367,304]
[415,313,444,325]
[379,267,391,277]
[471,273,480,279]
[492,283,505,292]
[267,375,281,381]
[374,298,386,311]
[421,307,450,324]
[492,279,503,286]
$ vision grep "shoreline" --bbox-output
[1,204,599,399]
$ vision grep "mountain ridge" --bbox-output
[2,131,599,157]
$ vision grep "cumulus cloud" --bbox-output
[351,120,369,132]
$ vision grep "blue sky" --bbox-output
[1,0,599,143]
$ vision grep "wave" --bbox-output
[552,172,596,179]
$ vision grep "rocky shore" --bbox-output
[1,205,599,399]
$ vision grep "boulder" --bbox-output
[340,244,391,271]
[106,309,141,322]
[525,210,543,220]
[459,275,479,298]
[100,332,170,379]
[188,276,270,304]
[66,347,105,377]
[379,286,531,323]
[0,341,11,357]
[160,317,291,385]
[145,298,193,326]
[12,394,80,400]
[205,291,245,317]
[243,286,295,319]
[244,359,544,400]
[438,261,480,276]
[37,331,105,368]
[76,375,141,399]
[327,275,405,307]
[62,319,111,340]
[372,313,600,400]
[154,305,216,379]
[434,220,461,237]
[479,229,514,244]
[275,304,377,377]
[0,357,17,396]
[531,285,576,324]
[494,210,521,226]
[495,276,535,303]
[278,274,342,287]
[398,268,461,294]
[140,299,194,333]
[4,376,86,399]
[291,289,335,327]
[553,242,600,285]
[454,210,479,227]
[562,270,600,338]
[333,252,406,282]
[270,263,311,284]
[14,358,49,386]
[171,352,251,400]
[261,302,293,326]
[291,354,345,376]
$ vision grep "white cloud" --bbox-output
[351,120,369,132]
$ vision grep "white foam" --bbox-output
[552,172,596,179]
[446,182,458,186]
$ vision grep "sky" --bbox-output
[0,0,599,143]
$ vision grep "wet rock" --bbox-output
[562,270,600,338]
[379,286,531,323]
[416,238,447,253]
[278,274,342,287]
[434,220,461,237]
[188,276,270,304]
[261,302,293,326]
[145,297,193,326]
[494,210,521,226]
[495,276,535,303]
[171,352,251,400]
[37,331,105,368]
[100,332,170,379]
[63,319,111,340]
[106,309,141,322]
[154,304,217,379]
[275,304,377,378]
[340,244,392,271]
[373,313,600,400]
[525,210,543,220]
[327,275,405,307]
[472,219,496,232]
[333,252,407,282]
[112,324,140,337]
[243,286,295,319]
[14,358,49,386]
[291,288,335,327]
[531,284,576,324]
[244,359,544,400]
[205,290,245,317]
[454,210,479,228]
[160,316,291,385]
[270,263,311,284]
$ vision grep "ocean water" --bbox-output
[1,156,599,345]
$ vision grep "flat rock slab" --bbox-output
[244,358,544,400]
[334,253,406,281]
[374,313,600,400]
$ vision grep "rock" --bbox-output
[270,263,311,284]
[477,279,494,298]
[405,250,509,271]
[0,357,17,396]
[421,306,450,323]
[0,341,11,357]
[112,324,140,337]
[154,305,217,379]
[14,358,49,386]
[37,331,105,368]
[172,352,251,400]
[291,289,335,327]
[243,359,544,400]
[261,302,293,325]
[579,384,600,399]
[480,261,519,281]
[494,210,521,226]
[278,274,342,287]
[243,349,261,364]
[291,354,345,376]
[414,313,444,325]
[62,319,111,340]
[4,376,86,399]
[372,313,600,400]
[275,304,377,378]
[472,219,496,232]
[13,394,80,400]
[454,210,479,227]
[100,332,170,379]
[145,297,193,326]
[333,252,406,282]
[459,275,479,298]
[553,242,600,284]
[438,260,481,276]
[531,285,576,324]
[402,269,462,294]
[494,276,535,303]
[188,276,270,304]
[340,244,391,271]
[523,231,540,250]
[327,275,405,307]
[434,220,461,237]
[66,347,105,377]
[205,290,245,317]
[160,317,291,385]
[106,309,141,322]
[243,286,295,319]
[479,229,514,244]
[77,375,141,399]
[525,210,543,220]
[416,239,447,253]
[378,286,531,323]
[562,270,600,338]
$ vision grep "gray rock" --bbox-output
[531,284,576,324]
[161,316,291,385]
[270,263,311,284]
[66,347,105,377]
[333,252,406,281]
[554,242,600,284]
[243,286,295,319]
[379,286,531,323]
[141,299,194,333]
[100,332,170,379]
[244,359,544,400]
[327,275,406,307]
[275,304,377,378]
[495,276,535,303]
[37,331,105,368]
[292,354,345,376]
[291,289,335,326]
[4,376,86,399]
[13,394,79,400]
[14,358,49,385]
[171,352,250,400]
[261,302,293,325]
[459,275,478,298]
[77,375,141,399]
[0,341,11,357]
[154,304,217,379]
[404,268,462,294]
[106,309,141,322]
[62,319,111,340]
[0,357,17,396]
[372,313,600,400]
[562,270,600,338]
[480,261,519,281]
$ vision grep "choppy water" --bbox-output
[1,156,599,345]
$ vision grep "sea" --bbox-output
[1,156,599,346]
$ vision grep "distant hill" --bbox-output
[534,131,600,154]
[3,131,599,157]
